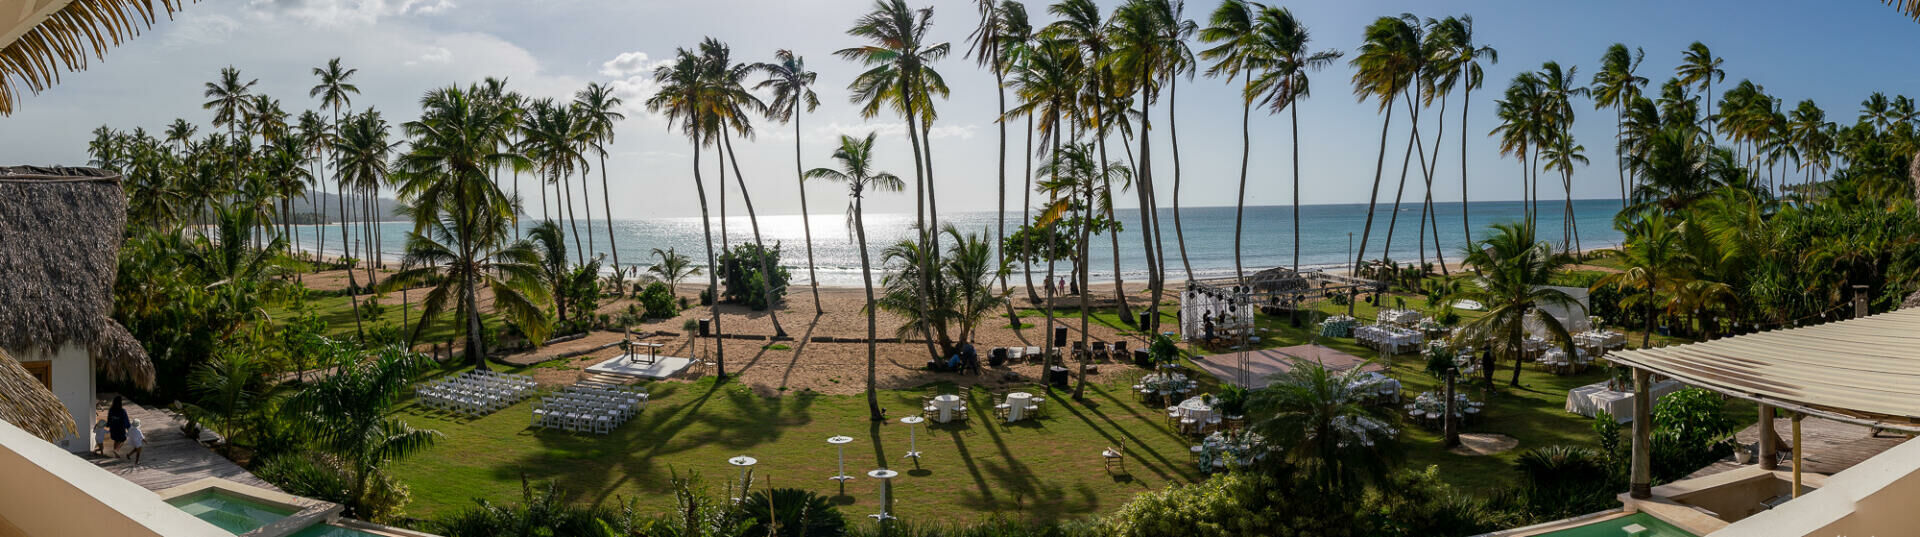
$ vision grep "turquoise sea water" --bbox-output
[289,199,1625,287]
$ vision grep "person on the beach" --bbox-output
[105,396,129,457]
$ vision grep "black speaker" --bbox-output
[1053,325,1067,347]
[698,318,711,337]
[1139,312,1153,330]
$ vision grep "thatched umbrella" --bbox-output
[0,348,76,442]
[0,0,193,116]
[0,166,154,388]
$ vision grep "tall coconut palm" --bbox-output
[310,58,361,281]
[1150,0,1198,283]
[839,0,955,357]
[165,118,197,153]
[702,38,788,338]
[649,49,731,380]
[1049,0,1138,326]
[1592,44,1648,208]
[752,49,826,315]
[1452,222,1578,387]
[519,98,588,264]
[332,110,398,339]
[202,66,257,218]
[1541,132,1588,253]
[1430,16,1494,247]
[1374,14,1426,270]
[393,85,541,367]
[1253,7,1339,276]
[1860,92,1894,132]
[1676,42,1724,141]
[1491,73,1543,230]
[1347,15,1420,271]
[967,0,1015,314]
[1007,37,1084,380]
[1536,61,1587,252]
[1199,0,1264,285]
[1789,100,1829,187]
[296,110,330,261]
[1105,0,1175,332]
[998,2,1042,303]
[573,82,625,271]
[1596,210,1685,348]
[804,133,905,421]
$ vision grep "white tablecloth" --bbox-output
[1565,379,1684,421]
[932,394,962,423]
[1006,392,1033,422]
[1175,396,1214,423]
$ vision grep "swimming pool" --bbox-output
[165,489,298,535]
[1532,512,1698,537]
[289,523,389,537]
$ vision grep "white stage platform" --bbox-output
[586,353,694,379]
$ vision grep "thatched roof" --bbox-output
[0,166,153,388]
[0,348,75,442]
[1,0,191,116]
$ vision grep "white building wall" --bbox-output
[12,344,97,453]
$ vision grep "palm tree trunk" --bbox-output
[1022,115,1039,304]
[855,193,881,420]
[1093,104,1131,325]
[337,178,364,340]
[1168,76,1193,281]
[901,90,945,361]
[1443,370,1459,447]
[512,168,522,239]
[564,166,585,265]
[1354,96,1398,272]
[1419,94,1450,277]
[1617,109,1629,209]
[721,132,788,337]
[1385,90,1422,268]
[1042,133,1060,395]
[994,63,1010,311]
[1136,74,1166,335]
[1291,102,1304,324]
[794,114,823,315]
[918,116,955,351]
[1461,85,1475,248]
[1073,171,1093,400]
[691,136,726,381]
[1234,81,1252,285]
[581,162,597,263]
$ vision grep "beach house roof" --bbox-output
[0,348,76,441]
[0,166,153,389]
[1606,308,1920,432]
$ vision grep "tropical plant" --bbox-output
[1348,15,1420,270]
[1676,42,1725,141]
[1254,6,1340,274]
[285,347,438,521]
[649,47,732,380]
[738,488,848,537]
[752,49,826,315]
[717,242,790,311]
[701,38,789,337]
[648,247,700,295]
[806,133,906,420]
[573,82,626,271]
[1451,222,1580,387]
[1247,358,1402,510]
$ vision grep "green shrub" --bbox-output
[739,488,846,537]
[1651,388,1738,480]
[1103,472,1320,537]
[638,281,679,319]
[1363,466,1521,537]
[1513,446,1616,519]
[717,242,790,310]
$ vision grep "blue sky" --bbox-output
[3,0,1916,219]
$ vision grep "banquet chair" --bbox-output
[1090,341,1108,362]
[1102,439,1126,473]
[993,395,1012,421]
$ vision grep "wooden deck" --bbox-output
[85,397,279,492]
[1689,416,1912,479]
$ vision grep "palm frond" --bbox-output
[1,0,192,115]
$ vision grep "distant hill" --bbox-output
[287,191,407,224]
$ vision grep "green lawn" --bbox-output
[264,292,504,345]
[385,372,1205,525]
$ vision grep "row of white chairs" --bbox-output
[415,371,537,416]
[532,383,650,434]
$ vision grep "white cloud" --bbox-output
[599,51,667,78]
[407,46,452,66]
[244,0,452,27]
[161,14,241,47]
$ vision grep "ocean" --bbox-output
[287,198,1627,287]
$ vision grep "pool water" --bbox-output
[1535,512,1698,537]
[166,489,298,535]
[290,524,387,537]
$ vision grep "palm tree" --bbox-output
[1541,132,1588,253]
[1253,6,1339,275]
[573,83,625,272]
[1151,0,1198,284]
[1199,0,1264,284]
[310,58,361,281]
[1492,73,1543,229]
[1348,15,1420,271]
[998,3,1042,304]
[1860,92,1893,132]
[392,85,540,365]
[519,98,588,264]
[165,118,197,153]
[1789,100,1829,187]
[1104,0,1175,331]
[1536,61,1588,252]
[839,0,954,358]
[286,348,440,521]
[649,49,731,380]
[752,49,825,315]
[647,247,700,295]
[1373,14,1425,271]
[805,133,906,421]
[1047,0,1132,325]
[1676,42,1724,141]
[1452,222,1579,387]
[1430,16,1494,247]
[262,132,313,260]
[527,221,573,327]
[1247,358,1402,506]
[702,38,788,338]
[332,111,396,339]
[1592,44,1648,208]
[1037,143,1124,399]
[967,0,1015,315]
[296,110,329,261]
[202,66,257,217]
[1596,210,1686,348]
[1007,37,1084,380]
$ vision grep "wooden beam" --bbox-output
[1631,368,1652,499]
[1792,412,1805,497]
[1758,404,1778,470]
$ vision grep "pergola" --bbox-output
[1605,303,1920,500]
